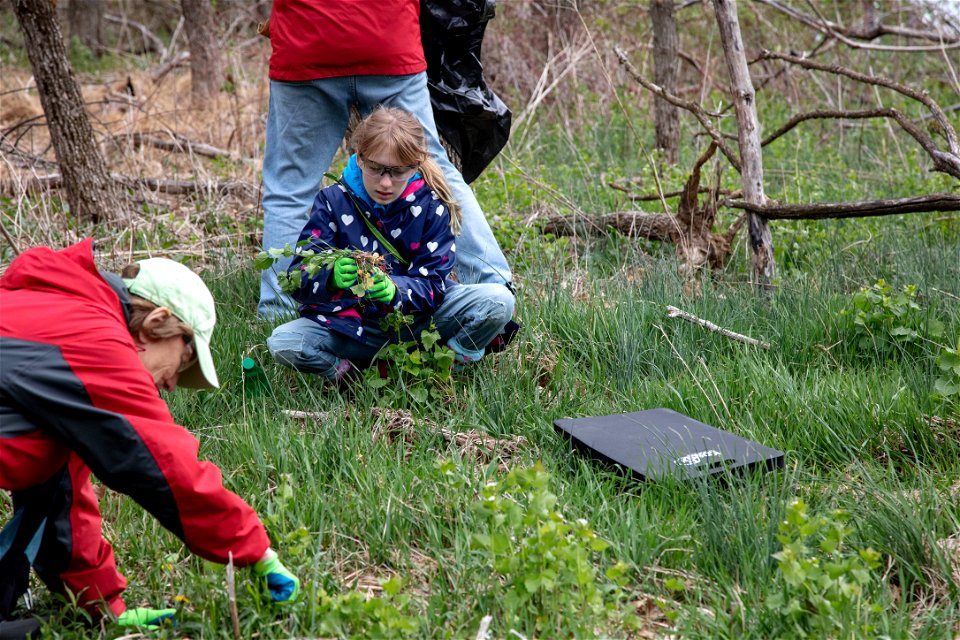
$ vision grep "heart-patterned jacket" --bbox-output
[288,156,458,343]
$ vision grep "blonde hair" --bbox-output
[351,106,462,234]
[121,264,194,340]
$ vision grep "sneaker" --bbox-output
[484,319,521,355]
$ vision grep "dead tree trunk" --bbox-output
[650,0,680,165]
[68,0,103,56]
[711,0,775,287]
[180,0,223,104]
[12,0,123,224]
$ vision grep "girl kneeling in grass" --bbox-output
[268,106,515,381]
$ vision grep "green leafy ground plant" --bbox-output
[934,339,960,404]
[765,499,883,639]
[366,311,455,404]
[466,463,638,636]
[845,279,944,351]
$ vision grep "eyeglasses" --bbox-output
[179,334,197,373]
[359,156,417,182]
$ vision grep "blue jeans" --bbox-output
[259,73,513,320]
[267,284,514,380]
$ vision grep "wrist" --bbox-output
[254,548,277,573]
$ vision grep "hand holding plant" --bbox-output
[255,244,387,298]
[367,273,397,303]
[332,257,359,290]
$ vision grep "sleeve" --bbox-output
[390,198,456,314]
[3,333,270,567]
[289,190,340,306]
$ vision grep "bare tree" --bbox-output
[11,0,124,224]
[68,0,104,56]
[712,0,774,287]
[650,0,680,164]
[180,0,223,103]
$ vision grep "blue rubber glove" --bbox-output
[117,607,176,629]
[253,548,300,604]
[331,257,359,290]
[367,272,397,303]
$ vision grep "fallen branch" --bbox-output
[729,193,960,219]
[543,211,679,242]
[110,131,242,161]
[666,305,770,349]
[282,409,332,421]
[2,173,257,198]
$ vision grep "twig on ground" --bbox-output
[109,131,244,162]
[282,409,333,421]
[225,552,241,640]
[931,288,960,302]
[666,305,771,349]
[475,615,493,640]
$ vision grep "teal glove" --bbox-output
[253,548,300,604]
[331,257,359,289]
[367,273,397,304]
[117,607,176,629]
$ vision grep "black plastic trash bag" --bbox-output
[420,0,512,184]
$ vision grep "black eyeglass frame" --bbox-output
[358,155,418,182]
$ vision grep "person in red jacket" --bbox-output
[257,0,515,321]
[0,240,300,631]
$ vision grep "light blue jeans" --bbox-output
[267,284,514,380]
[258,73,513,320]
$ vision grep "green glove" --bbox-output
[117,607,176,629]
[253,548,300,604]
[367,273,397,303]
[331,257,359,289]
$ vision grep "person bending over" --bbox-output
[0,240,299,631]
[267,107,514,381]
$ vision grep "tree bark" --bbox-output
[68,0,103,55]
[711,0,775,287]
[650,0,680,164]
[180,0,223,104]
[12,0,123,224]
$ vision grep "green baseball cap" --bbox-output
[123,258,219,389]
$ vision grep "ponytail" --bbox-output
[418,157,462,235]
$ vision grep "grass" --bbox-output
[10,212,957,638]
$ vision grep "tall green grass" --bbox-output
[17,211,955,638]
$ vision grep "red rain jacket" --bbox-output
[0,239,269,614]
[268,0,426,81]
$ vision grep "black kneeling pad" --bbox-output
[555,408,784,481]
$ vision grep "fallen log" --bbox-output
[729,193,960,219]
[2,173,256,198]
